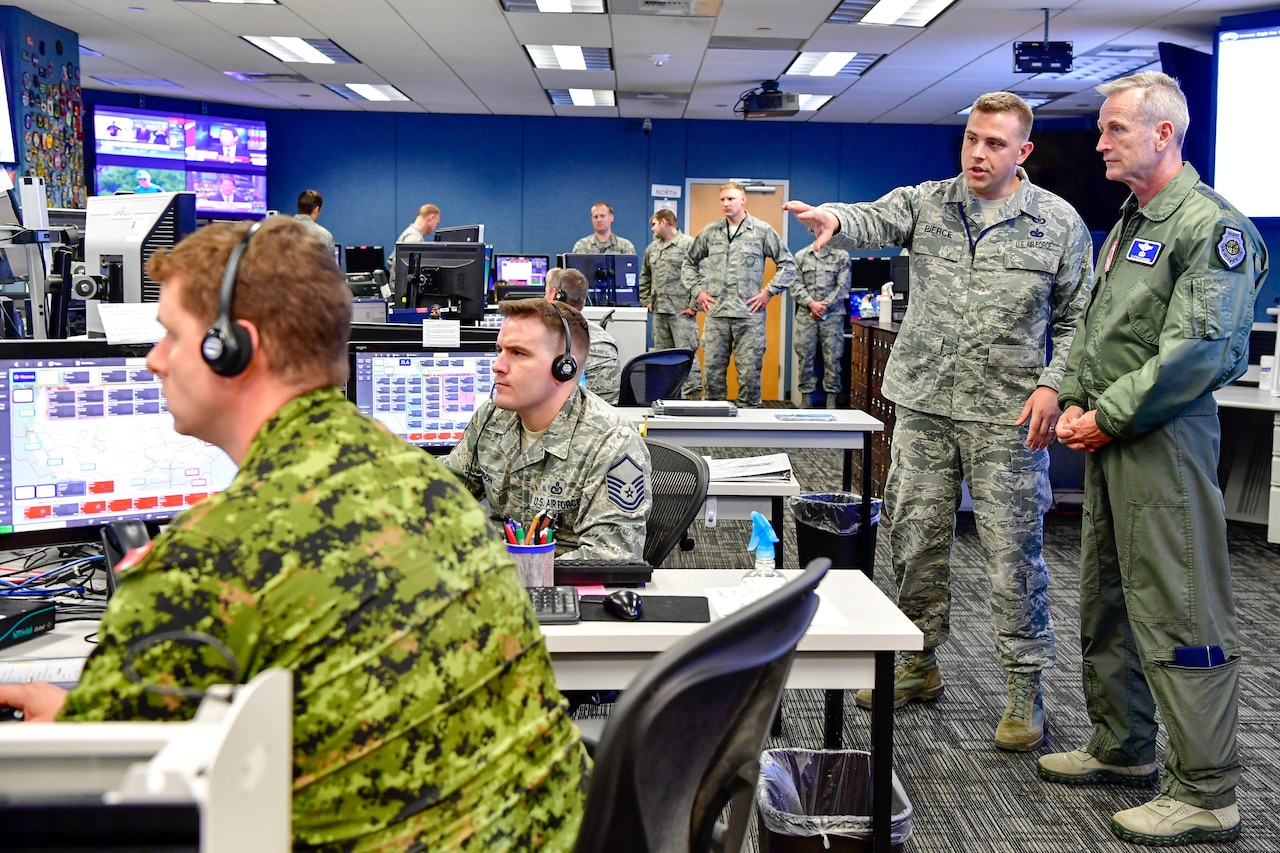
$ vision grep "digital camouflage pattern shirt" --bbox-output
[60,387,589,851]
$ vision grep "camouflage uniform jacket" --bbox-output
[571,233,637,255]
[820,168,1093,422]
[60,388,588,851]
[443,385,650,561]
[640,232,697,313]
[587,319,621,404]
[1059,163,1268,440]
[395,223,427,243]
[793,244,852,316]
[683,214,798,318]
[293,212,334,253]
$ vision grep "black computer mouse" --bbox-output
[603,589,643,621]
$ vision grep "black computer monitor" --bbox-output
[558,253,640,306]
[393,242,488,322]
[0,340,238,549]
[347,340,497,455]
[433,224,484,244]
[345,245,386,275]
[494,254,550,288]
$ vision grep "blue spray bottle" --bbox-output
[742,511,787,595]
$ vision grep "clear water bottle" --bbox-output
[741,511,787,599]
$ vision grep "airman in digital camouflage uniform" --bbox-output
[0,218,589,851]
[641,208,702,398]
[444,298,650,562]
[572,201,637,255]
[1042,72,1266,847]
[684,182,797,407]
[545,267,621,404]
[787,92,1094,752]
[792,242,852,408]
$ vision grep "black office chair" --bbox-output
[573,559,830,853]
[619,348,696,407]
[643,438,709,567]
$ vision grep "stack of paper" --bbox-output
[703,452,792,481]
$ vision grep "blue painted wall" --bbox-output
[82,89,1279,320]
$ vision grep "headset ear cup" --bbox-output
[552,353,577,382]
[202,320,254,377]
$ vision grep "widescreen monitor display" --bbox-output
[1214,21,1280,218]
[0,341,237,548]
[494,254,550,288]
[347,342,496,454]
[393,242,488,321]
[92,106,268,220]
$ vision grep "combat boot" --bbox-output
[1110,795,1240,846]
[994,671,1045,751]
[854,650,944,710]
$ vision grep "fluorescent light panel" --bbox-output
[787,51,857,77]
[553,44,587,70]
[798,94,832,111]
[243,36,359,64]
[828,0,958,28]
[501,0,605,11]
[324,83,409,102]
[525,44,612,71]
[546,88,616,107]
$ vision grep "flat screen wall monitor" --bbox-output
[557,253,640,307]
[0,340,238,549]
[345,245,386,275]
[433,224,484,244]
[493,254,550,289]
[347,341,497,454]
[393,241,487,322]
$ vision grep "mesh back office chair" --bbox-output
[573,558,830,853]
[643,438,710,568]
[619,348,696,408]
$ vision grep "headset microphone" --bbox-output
[202,220,263,377]
[548,302,578,382]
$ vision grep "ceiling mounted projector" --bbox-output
[1014,40,1074,73]
[743,81,799,118]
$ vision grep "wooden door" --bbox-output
[685,180,790,402]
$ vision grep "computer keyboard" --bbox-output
[527,585,581,625]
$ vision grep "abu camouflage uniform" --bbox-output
[821,167,1093,673]
[60,388,589,851]
[586,320,621,405]
[1059,163,1267,807]
[641,231,702,398]
[444,385,650,562]
[682,214,797,407]
[571,233,637,255]
[792,243,852,399]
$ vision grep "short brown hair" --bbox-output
[297,189,323,215]
[650,209,677,227]
[551,267,589,310]
[146,217,351,387]
[498,298,589,374]
[970,92,1034,141]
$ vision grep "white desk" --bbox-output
[621,407,885,567]
[1215,384,1280,544]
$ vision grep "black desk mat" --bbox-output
[579,595,710,623]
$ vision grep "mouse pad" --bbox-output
[580,595,711,623]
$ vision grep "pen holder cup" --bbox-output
[508,542,556,588]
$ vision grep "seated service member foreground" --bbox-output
[0,218,588,852]
[444,299,651,562]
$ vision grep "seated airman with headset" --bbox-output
[443,298,650,562]
[0,218,589,851]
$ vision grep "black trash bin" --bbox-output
[790,492,881,572]
[756,748,913,853]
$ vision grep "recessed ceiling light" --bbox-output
[798,95,832,111]
[243,36,359,64]
[828,0,959,28]
[787,52,858,77]
[546,88,616,107]
[179,0,277,4]
[525,45,612,71]
[324,83,409,102]
[956,94,1053,115]
[500,0,605,11]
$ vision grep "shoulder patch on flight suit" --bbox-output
[1125,238,1163,266]
[1215,226,1246,270]
[606,455,646,512]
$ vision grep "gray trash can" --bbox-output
[757,748,912,852]
[790,493,881,572]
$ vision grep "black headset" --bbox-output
[553,287,567,302]
[201,220,262,377]
[549,302,578,382]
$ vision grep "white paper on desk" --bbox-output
[98,302,164,344]
[422,319,461,348]
[704,586,847,626]
[0,657,85,684]
[702,452,792,481]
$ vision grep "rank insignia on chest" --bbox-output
[1125,238,1163,266]
[1215,227,1246,270]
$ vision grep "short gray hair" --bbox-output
[1096,71,1189,146]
